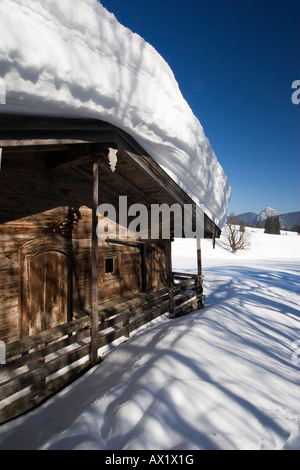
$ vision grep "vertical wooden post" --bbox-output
[91,160,99,366]
[169,285,175,318]
[196,237,202,277]
[196,237,204,308]
[140,243,147,293]
[169,239,174,317]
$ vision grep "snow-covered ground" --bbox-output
[0,228,299,450]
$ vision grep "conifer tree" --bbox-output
[264,216,275,234]
[239,220,245,232]
[274,216,281,235]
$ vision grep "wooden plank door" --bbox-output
[29,251,69,335]
[20,238,72,338]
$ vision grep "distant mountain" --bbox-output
[257,207,280,222]
[235,212,258,225]
[279,212,300,230]
[234,208,300,230]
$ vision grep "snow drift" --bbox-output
[0,0,231,228]
[0,229,299,450]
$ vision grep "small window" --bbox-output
[103,252,120,280]
[105,257,114,275]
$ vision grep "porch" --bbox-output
[0,272,203,424]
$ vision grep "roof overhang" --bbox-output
[0,114,221,239]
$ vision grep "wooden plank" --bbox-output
[97,159,156,205]
[50,153,93,170]
[197,237,202,277]
[141,243,147,292]
[0,356,91,424]
[0,138,98,148]
[0,328,91,387]
[5,316,91,360]
[73,166,120,203]
[174,277,195,287]
[128,301,170,332]
[122,148,194,208]
[168,287,174,317]
[173,272,198,278]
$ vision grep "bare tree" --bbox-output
[222,214,251,254]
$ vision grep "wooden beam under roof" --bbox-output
[97,158,156,206]
[0,114,221,237]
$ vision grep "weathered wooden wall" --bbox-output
[0,150,171,343]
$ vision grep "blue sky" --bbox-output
[100,0,299,216]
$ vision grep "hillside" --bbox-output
[234,212,257,225]
[236,209,300,230]
[0,228,299,450]
[279,212,300,231]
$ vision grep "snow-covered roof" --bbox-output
[0,0,231,228]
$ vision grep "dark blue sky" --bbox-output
[100,0,300,215]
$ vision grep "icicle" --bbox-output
[108,148,118,172]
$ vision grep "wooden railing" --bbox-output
[172,272,205,316]
[0,275,204,424]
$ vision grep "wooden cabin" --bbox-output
[0,114,220,423]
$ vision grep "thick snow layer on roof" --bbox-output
[0,0,231,227]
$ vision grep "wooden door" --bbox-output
[20,238,72,338]
[29,251,69,335]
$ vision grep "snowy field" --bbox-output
[0,227,299,450]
